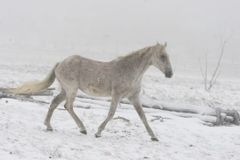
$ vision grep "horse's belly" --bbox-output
[81,83,111,97]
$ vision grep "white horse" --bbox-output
[8,42,173,141]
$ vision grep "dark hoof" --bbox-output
[80,130,87,135]
[46,128,53,131]
[151,137,159,142]
[95,133,101,138]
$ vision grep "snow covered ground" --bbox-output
[0,56,240,160]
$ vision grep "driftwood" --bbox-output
[0,87,55,104]
[113,116,131,123]
[215,107,240,125]
[76,94,240,126]
[0,91,49,104]
[150,115,171,122]
[0,88,239,126]
[174,112,236,126]
[0,87,54,96]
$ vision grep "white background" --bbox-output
[0,0,239,78]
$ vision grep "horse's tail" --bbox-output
[7,63,59,94]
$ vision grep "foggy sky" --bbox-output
[0,0,239,78]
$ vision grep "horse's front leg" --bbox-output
[129,93,158,141]
[95,94,121,137]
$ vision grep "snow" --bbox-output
[0,58,240,160]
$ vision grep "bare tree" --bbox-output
[200,40,227,92]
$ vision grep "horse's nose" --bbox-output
[165,70,173,78]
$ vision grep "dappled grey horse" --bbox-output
[9,42,173,141]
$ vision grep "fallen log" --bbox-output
[0,87,54,96]
[76,94,240,126]
[0,91,49,104]
[0,88,239,126]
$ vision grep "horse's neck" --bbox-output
[136,51,152,78]
[119,48,153,79]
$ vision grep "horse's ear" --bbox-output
[163,42,167,48]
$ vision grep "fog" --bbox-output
[0,0,239,78]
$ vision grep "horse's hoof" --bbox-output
[95,133,101,138]
[80,130,87,135]
[151,137,159,142]
[46,128,53,131]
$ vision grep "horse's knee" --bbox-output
[49,93,66,109]
[48,104,57,112]
[64,103,73,112]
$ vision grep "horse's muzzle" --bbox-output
[165,70,173,78]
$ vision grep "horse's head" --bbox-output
[151,42,173,78]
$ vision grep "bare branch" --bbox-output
[200,40,227,92]
[208,40,227,90]
[204,53,208,91]
[113,116,130,123]
[199,58,205,79]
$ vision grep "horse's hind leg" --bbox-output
[44,90,66,131]
[64,89,87,134]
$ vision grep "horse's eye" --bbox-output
[160,55,166,61]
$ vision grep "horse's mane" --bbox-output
[116,46,152,61]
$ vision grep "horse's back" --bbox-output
[55,55,113,96]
